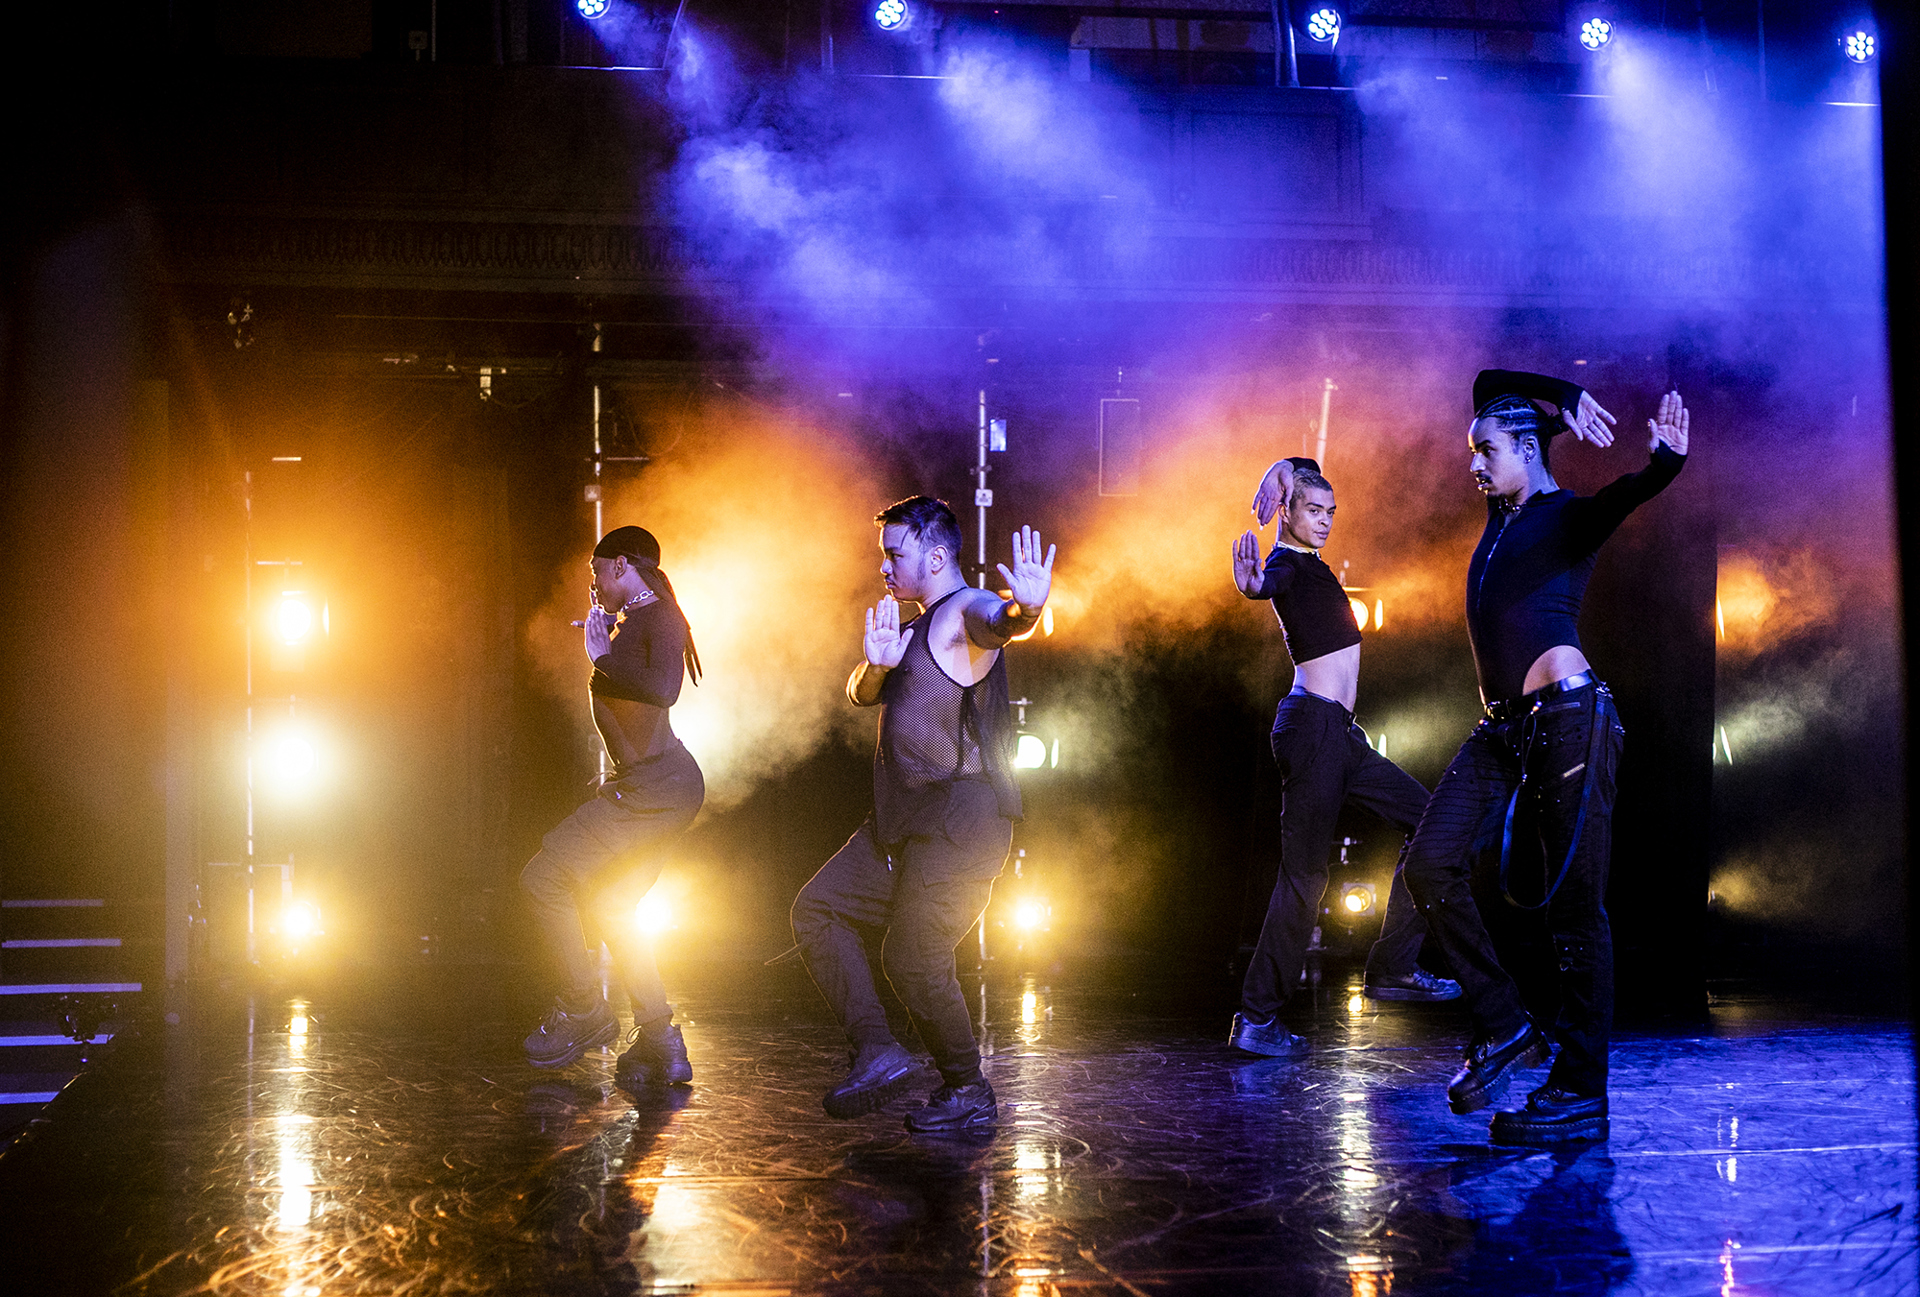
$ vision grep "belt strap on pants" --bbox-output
[1497,682,1609,912]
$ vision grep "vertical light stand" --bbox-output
[242,473,256,964]
[1314,378,1337,467]
[974,389,991,587]
[590,323,607,783]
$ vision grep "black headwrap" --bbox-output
[591,526,701,686]
[593,526,661,565]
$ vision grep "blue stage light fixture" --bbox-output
[1843,30,1876,63]
[1579,18,1613,51]
[577,0,610,19]
[874,0,911,32]
[1305,7,1341,44]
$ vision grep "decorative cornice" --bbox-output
[156,210,1878,311]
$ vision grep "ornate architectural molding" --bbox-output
[157,210,1877,312]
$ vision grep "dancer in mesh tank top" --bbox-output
[793,496,1054,1133]
[1227,457,1460,1060]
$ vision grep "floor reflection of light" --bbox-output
[275,1149,314,1232]
[1022,991,1038,1025]
[1720,1237,1740,1297]
[1335,1065,1379,1237]
[289,1003,309,1060]
[1349,1263,1393,1295]
[1014,1139,1058,1200]
[1348,993,1366,1015]
[648,1166,710,1227]
[1337,1093,1370,1157]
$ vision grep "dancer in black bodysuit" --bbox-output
[520,526,706,1089]
[1401,372,1690,1145]
[1227,459,1460,1058]
[792,497,1054,1133]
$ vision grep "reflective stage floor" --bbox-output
[0,965,1912,1295]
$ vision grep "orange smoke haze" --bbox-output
[1715,547,1842,665]
[1064,382,1478,661]
[525,374,1490,808]
[525,395,885,807]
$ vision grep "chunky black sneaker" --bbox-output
[904,1080,997,1133]
[1364,970,1464,1002]
[1230,1012,1310,1058]
[1447,1023,1551,1114]
[616,1021,693,1090]
[523,997,618,1069]
[1491,1086,1610,1145]
[822,1042,920,1119]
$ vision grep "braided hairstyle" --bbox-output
[1472,393,1556,471]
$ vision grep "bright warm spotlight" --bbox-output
[1579,18,1613,51]
[1305,6,1341,44]
[1843,30,1876,63]
[577,0,611,19]
[1338,882,1377,917]
[283,902,318,940]
[634,893,672,937]
[1343,892,1368,914]
[1349,597,1369,631]
[1014,734,1048,769]
[874,0,910,31]
[1013,898,1047,930]
[276,595,314,645]
[263,733,320,792]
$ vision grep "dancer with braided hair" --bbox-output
[1402,372,1690,1145]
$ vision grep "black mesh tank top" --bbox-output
[873,588,1024,845]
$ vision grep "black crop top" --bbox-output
[589,593,688,707]
[1247,546,1361,666]
[1466,444,1686,703]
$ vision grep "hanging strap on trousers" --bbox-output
[1498,682,1611,911]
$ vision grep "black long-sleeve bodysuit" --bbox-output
[1467,446,1686,703]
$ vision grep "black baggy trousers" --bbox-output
[1401,681,1623,1096]
[792,780,1012,1089]
[1241,690,1435,1020]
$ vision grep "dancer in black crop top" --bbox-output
[1225,462,1459,1058]
[520,527,706,1090]
[793,495,1053,1135]
[1400,373,1691,1148]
